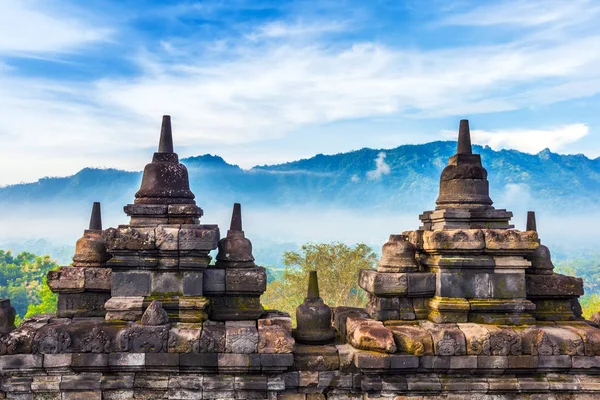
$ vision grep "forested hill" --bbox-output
[1,141,600,214]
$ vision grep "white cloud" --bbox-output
[444,124,590,153]
[351,174,360,183]
[246,20,347,40]
[440,0,599,28]
[0,0,111,56]
[366,152,390,181]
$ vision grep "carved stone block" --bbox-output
[47,267,85,293]
[198,321,226,353]
[155,225,179,251]
[225,320,258,354]
[179,225,219,251]
[203,268,225,294]
[57,292,110,318]
[483,229,538,253]
[294,344,340,371]
[84,268,111,291]
[346,317,396,353]
[420,321,467,356]
[151,272,183,295]
[225,267,267,294]
[112,271,152,297]
[389,325,434,356]
[422,229,485,252]
[358,270,407,297]
[526,273,584,298]
[258,325,295,354]
[117,325,169,353]
[103,227,156,251]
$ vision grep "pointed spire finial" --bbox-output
[457,119,472,155]
[230,203,242,231]
[158,115,174,153]
[527,211,537,232]
[307,270,320,299]
[89,202,102,230]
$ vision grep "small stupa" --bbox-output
[294,271,336,344]
[206,203,267,320]
[47,202,111,317]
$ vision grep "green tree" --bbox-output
[0,250,60,322]
[262,242,376,323]
[24,276,58,319]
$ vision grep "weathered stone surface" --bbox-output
[421,321,467,356]
[117,325,169,353]
[377,234,419,272]
[182,272,203,296]
[346,317,396,353]
[225,320,258,354]
[141,301,169,326]
[112,271,152,297]
[258,311,292,333]
[294,345,340,371]
[57,292,110,318]
[483,229,538,252]
[83,268,111,291]
[47,267,85,293]
[358,269,407,296]
[225,267,267,294]
[179,225,219,251]
[203,268,225,294]
[353,350,390,369]
[168,323,201,353]
[540,326,585,356]
[389,324,434,356]
[527,273,584,297]
[422,229,485,252]
[332,307,369,340]
[198,321,226,353]
[258,325,295,353]
[103,227,156,251]
[104,296,144,321]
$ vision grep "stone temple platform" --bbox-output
[1,117,600,399]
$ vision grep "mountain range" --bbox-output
[1,140,599,266]
[1,141,598,213]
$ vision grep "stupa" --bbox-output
[103,115,220,322]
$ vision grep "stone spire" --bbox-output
[72,202,109,267]
[89,202,102,231]
[216,203,255,268]
[526,211,537,232]
[294,271,335,344]
[306,270,320,299]
[435,119,493,209]
[457,119,472,155]
[134,115,195,205]
[158,115,174,153]
[525,211,554,274]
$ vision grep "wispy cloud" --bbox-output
[246,20,347,40]
[440,0,599,27]
[0,0,111,56]
[366,152,390,181]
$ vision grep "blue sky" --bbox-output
[1,0,600,185]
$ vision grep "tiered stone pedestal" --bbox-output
[103,203,219,322]
[407,227,538,325]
